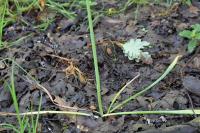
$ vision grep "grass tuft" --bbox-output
[109,55,182,113]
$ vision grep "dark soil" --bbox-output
[1,1,200,133]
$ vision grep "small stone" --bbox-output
[45,47,54,53]
[106,47,112,55]
[193,57,200,68]
[0,61,6,70]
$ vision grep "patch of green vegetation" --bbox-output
[123,0,149,20]
[1,33,33,50]
[181,0,192,6]
[46,0,76,19]
[0,0,87,49]
[107,55,181,113]
[179,24,200,53]
[0,61,42,133]
[130,0,149,5]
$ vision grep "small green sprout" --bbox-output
[181,0,192,6]
[179,24,200,53]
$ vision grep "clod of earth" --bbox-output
[182,76,200,96]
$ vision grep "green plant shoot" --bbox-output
[179,24,200,53]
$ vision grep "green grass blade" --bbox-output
[110,55,182,113]
[0,123,20,133]
[107,73,140,114]
[0,0,7,47]
[46,0,76,19]
[31,101,35,133]
[86,0,104,116]
[33,95,42,133]
[0,33,33,50]
[21,116,29,133]
[13,0,21,14]
[9,61,23,129]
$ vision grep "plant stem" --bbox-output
[9,61,24,132]
[109,55,182,113]
[134,4,140,21]
[86,0,104,116]
[0,0,7,47]
[0,110,93,117]
[103,109,200,117]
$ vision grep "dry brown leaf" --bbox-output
[23,76,80,110]
[45,54,87,84]
[76,68,87,84]
[54,96,74,110]
[64,62,76,76]
[77,71,87,84]
[38,83,78,110]
[64,62,87,84]
[189,5,199,14]
[54,96,69,106]
[89,105,96,110]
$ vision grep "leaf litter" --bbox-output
[1,1,200,132]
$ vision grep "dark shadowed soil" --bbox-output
[0,1,200,133]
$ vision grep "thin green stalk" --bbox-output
[47,0,75,19]
[0,0,7,47]
[110,55,182,113]
[9,61,24,132]
[13,0,21,14]
[21,116,29,133]
[120,0,133,12]
[31,101,35,133]
[103,109,200,117]
[134,4,140,20]
[0,123,20,133]
[86,0,103,116]
[107,73,140,114]
[33,95,42,133]
[0,33,33,50]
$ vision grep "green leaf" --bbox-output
[179,30,192,39]
[131,0,149,5]
[188,40,197,53]
[186,0,192,5]
[194,33,200,40]
[122,39,151,62]
[192,24,200,32]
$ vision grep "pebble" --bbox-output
[0,61,6,70]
